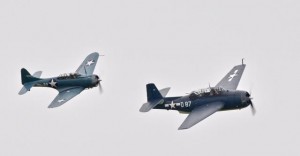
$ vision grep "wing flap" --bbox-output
[178,102,224,130]
[48,87,84,108]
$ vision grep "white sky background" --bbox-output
[0,0,299,155]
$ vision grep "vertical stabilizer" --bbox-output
[140,83,165,112]
[147,83,163,102]
[21,68,41,85]
[19,68,42,95]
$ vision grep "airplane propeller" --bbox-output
[95,75,103,94]
[246,91,255,115]
[98,80,103,94]
[97,54,105,94]
[250,101,256,115]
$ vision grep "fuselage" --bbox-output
[153,89,251,113]
[32,74,100,90]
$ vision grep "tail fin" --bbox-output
[147,83,163,101]
[21,68,41,85]
[140,83,165,112]
[19,69,42,95]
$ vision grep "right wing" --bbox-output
[178,102,224,130]
[48,87,84,108]
[215,64,246,90]
[76,52,99,76]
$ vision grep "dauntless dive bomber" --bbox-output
[19,52,102,108]
[140,60,254,130]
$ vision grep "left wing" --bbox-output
[178,102,224,130]
[76,52,99,76]
[48,87,84,108]
[215,64,246,90]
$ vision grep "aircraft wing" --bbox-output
[48,87,85,108]
[215,64,246,90]
[76,52,99,76]
[178,102,224,130]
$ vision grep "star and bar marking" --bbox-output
[86,60,95,66]
[49,79,57,88]
[228,70,238,81]
[58,99,65,103]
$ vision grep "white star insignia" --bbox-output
[169,101,176,109]
[86,60,95,66]
[58,99,65,103]
[49,79,57,88]
[228,70,238,81]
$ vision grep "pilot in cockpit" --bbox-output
[210,88,218,96]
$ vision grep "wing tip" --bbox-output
[178,123,192,130]
[178,126,188,130]
[48,103,63,108]
[90,52,99,56]
[48,105,57,108]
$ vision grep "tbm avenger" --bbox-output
[140,60,255,130]
[19,52,103,108]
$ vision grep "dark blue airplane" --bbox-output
[140,61,254,130]
[18,52,102,108]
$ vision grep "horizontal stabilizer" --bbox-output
[32,71,42,78]
[159,87,170,97]
[18,82,35,95]
[139,99,164,112]
[18,86,28,95]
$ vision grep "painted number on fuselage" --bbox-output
[181,101,192,107]
[165,101,192,109]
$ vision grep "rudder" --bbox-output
[21,68,41,84]
[147,83,163,101]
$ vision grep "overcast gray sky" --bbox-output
[1,0,299,155]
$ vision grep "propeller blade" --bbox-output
[98,82,103,94]
[250,102,256,115]
[247,88,255,115]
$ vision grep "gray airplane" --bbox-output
[140,60,254,130]
[19,52,102,108]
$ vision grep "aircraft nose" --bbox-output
[242,92,252,106]
[245,92,250,98]
[244,91,256,115]
[94,75,101,86]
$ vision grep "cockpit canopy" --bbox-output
[57,73,82,79]
[189,87,225,99]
